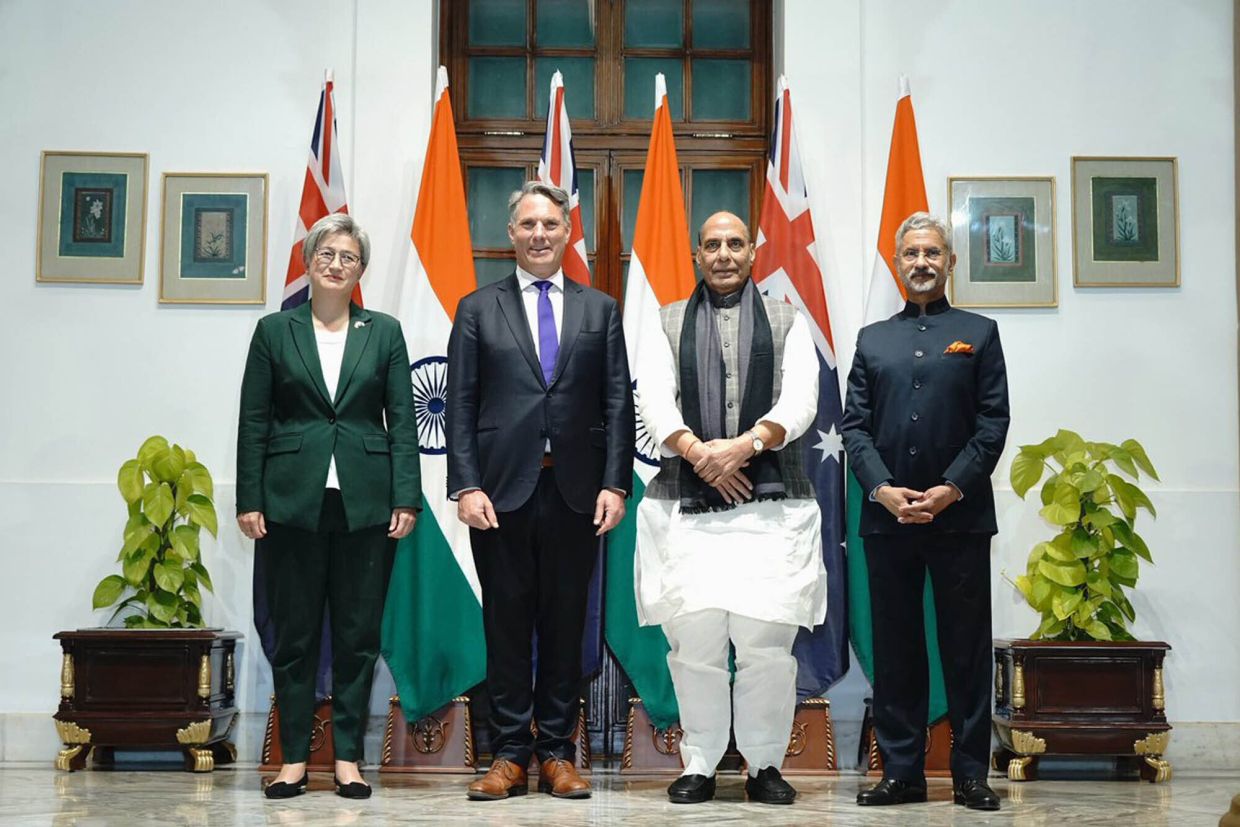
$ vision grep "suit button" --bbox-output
[919,325,927,331]
[913,380,923,389]
[328,416,336,424]
[911,412,919,421]
[546,391,552,398]
[914,349,924,358]
[909,446,918,456]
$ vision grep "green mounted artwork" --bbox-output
[1090,176,1159,262]
[1072,157,1179,287]
[966,196,1037,283]
[37,151,149,284]
[948,177,1056,308]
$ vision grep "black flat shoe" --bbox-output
[334,775,373,800]
[745,766,796,805]
[667,773,716,804]
[954,778,1000,811]
[264,772,308,799]
[856,777,928,806]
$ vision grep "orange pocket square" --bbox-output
[944,341,974,355]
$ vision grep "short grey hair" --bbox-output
[507,181,572,227]
[894,211,952,257]
[303,213,371,270]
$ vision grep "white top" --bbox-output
[516,266,564,452]
[633,309,827,628]
[316,326,347,490]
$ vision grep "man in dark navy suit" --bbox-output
[446,182,634,801]
[843,212,1009,811]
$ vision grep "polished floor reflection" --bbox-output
[2,764,1236,826]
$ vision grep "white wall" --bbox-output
[0,0,436,748]
[1,0,1235,760]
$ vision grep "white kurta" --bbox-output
[634,310,828,630]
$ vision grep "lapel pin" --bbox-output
[354,320,366,329]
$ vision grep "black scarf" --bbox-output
[677,278,786,513]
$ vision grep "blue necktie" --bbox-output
[535,280,558,385]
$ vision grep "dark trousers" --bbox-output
[260,489,394,763]
[470,467,598,764]
[864,532,993,782]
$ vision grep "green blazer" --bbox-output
[236,302,421,532]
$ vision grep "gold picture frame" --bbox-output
[36,151,149,284]
[948,176,1057,308]
[159,172,269,304]
[1071,156,1179,288]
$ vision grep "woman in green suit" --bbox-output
[237,214,421,799]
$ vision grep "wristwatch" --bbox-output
[745,430,765,455]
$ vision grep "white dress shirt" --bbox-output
[516,266,563,453]
[315,325,347,490]
[515,266,564,360]
[633,309,828,629]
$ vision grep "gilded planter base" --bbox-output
[992,639,1172,783]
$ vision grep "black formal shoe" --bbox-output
[263,773,308,799]
[856,777,928,806]
[953,778,1000,811]
[745,766,796,804]
[334,775,373,799]
[667,773,716,804]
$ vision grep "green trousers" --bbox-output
[260,489,394,763]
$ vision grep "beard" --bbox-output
[904,267,944,294]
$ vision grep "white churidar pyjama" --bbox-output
[663,608,798,777]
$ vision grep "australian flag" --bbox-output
[752,76,849,698]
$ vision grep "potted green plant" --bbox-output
[53,436,240,773]
[92,435,218,626]
[992,429,1172,783]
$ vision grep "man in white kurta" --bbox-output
[634,212,827,805]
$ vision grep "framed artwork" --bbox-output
[159,173,268,304]
[37,151,149,284]
[1071,157,1179,287]
[948,176,1057,308]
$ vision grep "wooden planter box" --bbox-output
[991,639,1171,783]
[52,629,240,772]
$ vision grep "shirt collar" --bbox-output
[900,296,951,318]
[516,266,564,292]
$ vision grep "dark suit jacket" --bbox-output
[446,273,635,514]
[236,301,421,532]
[841,297,1009,536]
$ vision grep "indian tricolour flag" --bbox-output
[604,73,697,730]
[380,66,486,722]
[845,75,948,722]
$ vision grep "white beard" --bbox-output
[905,269,944,294]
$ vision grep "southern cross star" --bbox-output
[813,424,844,464]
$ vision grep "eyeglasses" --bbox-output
[314,248,362,268]
[900,247,945,262]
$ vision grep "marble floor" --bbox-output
[1,764,1236,826]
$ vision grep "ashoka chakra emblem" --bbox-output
[632,380,660,467]
[411,356,448,455]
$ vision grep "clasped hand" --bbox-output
[690,438,754,505]
[876,484,960,524]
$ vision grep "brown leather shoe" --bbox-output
[467,758,528,801]
[537,757,591,799]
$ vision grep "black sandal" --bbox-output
[264,772,308,799]
[334,775,373,799]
